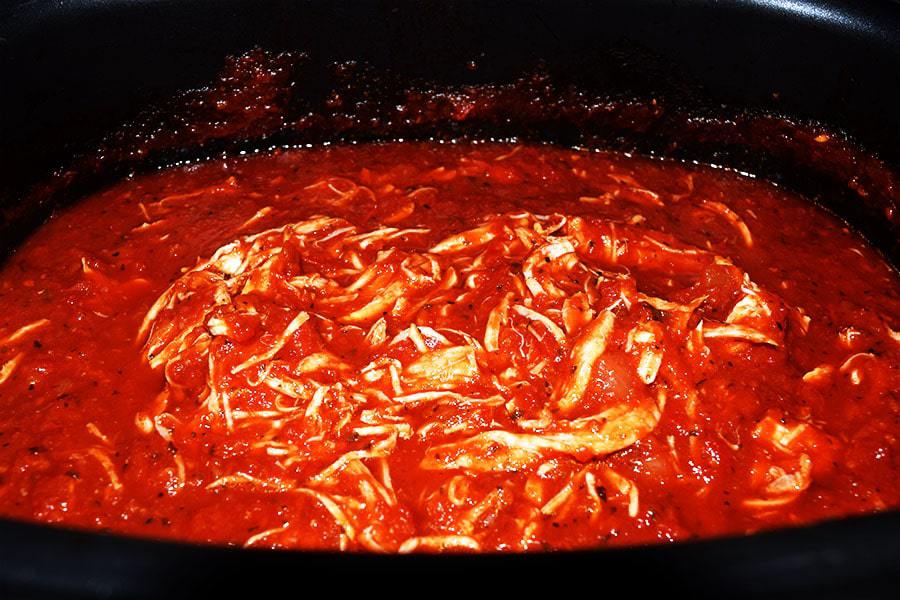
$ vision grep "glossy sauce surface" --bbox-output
[0,142,897,551]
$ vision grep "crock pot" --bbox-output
[1,1,898,597]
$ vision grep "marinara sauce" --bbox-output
[0,142,897,552]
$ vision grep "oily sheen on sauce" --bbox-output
[0,142,897,552]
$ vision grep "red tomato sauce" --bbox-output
[0,142,897,551]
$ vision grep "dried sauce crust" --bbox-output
[0,142,897,551]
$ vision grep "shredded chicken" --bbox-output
[137,209,805,551]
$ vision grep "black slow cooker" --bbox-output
[1,1,898,597]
